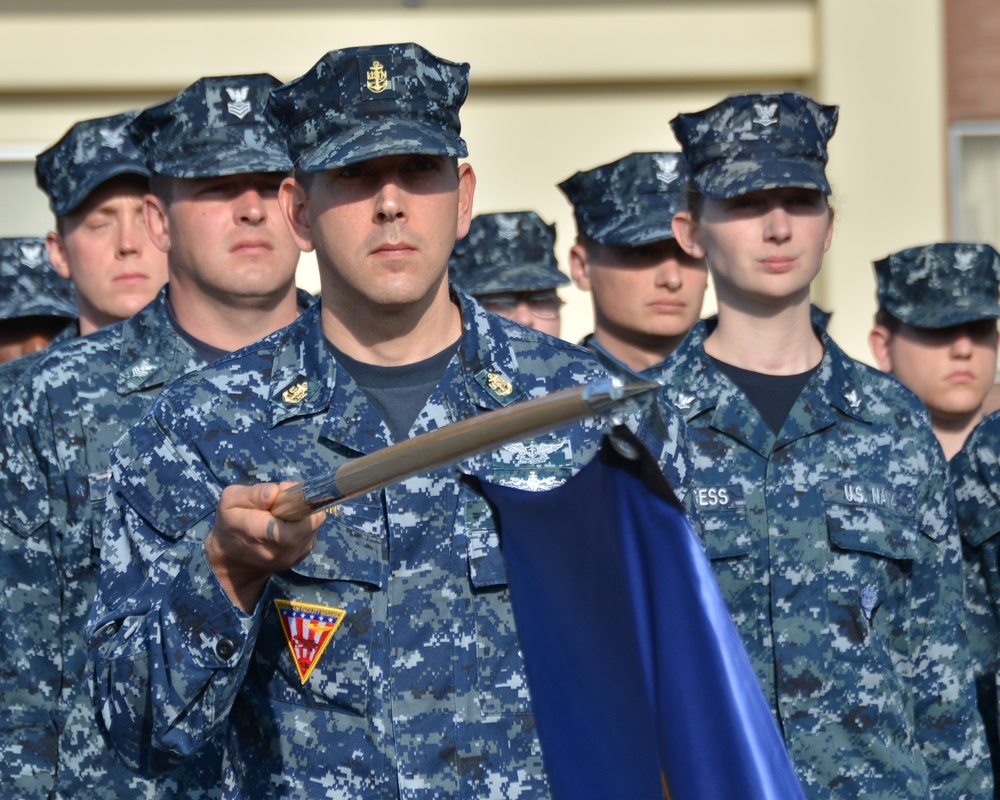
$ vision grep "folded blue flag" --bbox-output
[466,427,803,800]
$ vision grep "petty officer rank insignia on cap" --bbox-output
[274,599,346,684]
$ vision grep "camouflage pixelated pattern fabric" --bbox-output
[0,237,76,321]
[35,111,149,216]
[87,292,693,799]
[641,319,992,798]
[558,151,688,246]
[133,74,292,178]
[448,211,569,295]
[267,42,469,171]
[0,289,223,798]
[670,93,838,200]
[874,242,1000,328]
[951,412,1000,792]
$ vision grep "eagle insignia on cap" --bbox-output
[954,250,976,272]
[496,216,520,241]
[655,155,680,185]
[366,60,389,94]
[226,86,252,120]
[18,243,44,268]
[753,103,779,128]
[99,124,127,150]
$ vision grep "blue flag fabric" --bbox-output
[466,427,804,800]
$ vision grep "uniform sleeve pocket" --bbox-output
[113,417,218,541]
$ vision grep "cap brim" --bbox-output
[589,216,676,247]
[155,146,292,179]
[297,119,467,172]
[454,264,570,295]
[896,301,1000,329]
[56,164,151,216]
[694,157,831,200]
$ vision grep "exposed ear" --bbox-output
[45,230,71,279]
[454,162,476,240]
[671,210,706,259]
[868,325,894,373]
[568,242,592,291]
[823,206,835,253]
[278,176,316,254]
[143,193,172,255]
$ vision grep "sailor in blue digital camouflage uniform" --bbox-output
[558,151,707,373]
[878,245,1000,795]
[37,110,169,337]
[0,73,306,798]
[869,243,1000,461]
[449,211,569,337]
[87,42,692,800]
[647,92,991,797]
[0,111,165,391]
[0,236,75,368]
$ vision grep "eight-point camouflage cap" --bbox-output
[133,74,292,178]
[267,42,469,172]
[671,92,838,200]
[558,152,688,246]
[874,242,1000,328]
[449,212,569,295]
[36,111,149,217]
[0,237,76,321]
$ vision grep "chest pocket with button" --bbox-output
[251,496,384,717]
[823,480,923,667]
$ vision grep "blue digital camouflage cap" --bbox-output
[0,237,76,321]
[35,111,150,217]
[558,152,688,247]
[449,212,569,295]
[874,242,1000,328]
[670,92,838,200]
[267,42,469,171]
[132,74,292,178]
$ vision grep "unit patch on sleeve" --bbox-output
[274,598,347,684]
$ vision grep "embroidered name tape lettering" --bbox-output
[693,485,746,510]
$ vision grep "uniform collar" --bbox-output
[116,289,202,395]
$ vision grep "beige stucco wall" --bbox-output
[0,0,945,362]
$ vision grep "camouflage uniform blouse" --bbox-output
[643,319,990,799]
[951,411,1000,792]
[87,294,692,800]
[0,288,311,798]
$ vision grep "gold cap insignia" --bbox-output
[487,372,513,397]
[282,380,309,404]
[366,60,389,94]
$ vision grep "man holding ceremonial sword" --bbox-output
[88,43,692,799]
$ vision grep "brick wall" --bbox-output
[947,0,1000,121]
